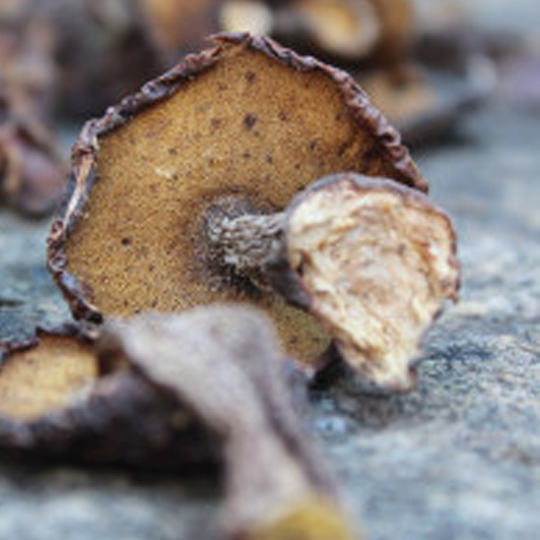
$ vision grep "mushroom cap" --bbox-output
[0,326,97,422]
[48,33,426,365]
[0,326,216,467]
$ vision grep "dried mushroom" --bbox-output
[101,305,359,539]
[139,0,226,62]
[48,33,431,389]
[0,10,58,121]
[268,0,414,65]
[16,0,161,118]
[358,61,495,146]
[0,328,96,422]
[0,5,66,216]
[0,326,216,467]
[141,0,413,67]
[208,173,459,389]
[0,97,67,216]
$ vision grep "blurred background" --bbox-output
[0,0,538,217]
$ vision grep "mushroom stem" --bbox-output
[207,209,287,290]
[206,174,459,391]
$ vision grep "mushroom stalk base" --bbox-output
[207,209,289,291]
[204,174,460,392]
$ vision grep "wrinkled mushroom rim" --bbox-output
[47,31,427,324]
[0,324,90,363]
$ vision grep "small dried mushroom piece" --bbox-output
[0,103,67,216]
[0,7,66,216]
[265,0,414,66]
[0,327,215,467]
[0,328,97,422]
[101,305,359,540]
[357,59,496,146]
[49,33,426,378]
[139,0,227,61]
[208,173,459,390]
[18,0,161,118]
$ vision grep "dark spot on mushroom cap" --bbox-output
[121,237,132,246]
[243,114,257,130]
[245,71,256,84]
[211,118,222,130]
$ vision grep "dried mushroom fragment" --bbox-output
[0,327,216,467]
[0,329,96,421]
[0,7,66,216]
[144,0,413,67]
[49,33,427,385]
[208,173,459,390]
[0,11,58,121]
[101,305,359,540]
[269,0,414,65]
[139,0,226,61]
[20,0,161,118]
[358,60,495,146]
[0,97,67,216]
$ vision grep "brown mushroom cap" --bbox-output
[0,326,216,467]
[48,33,426,365]
[270,0,413,65]
[0,329,97,421]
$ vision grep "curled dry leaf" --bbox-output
[48,33,429,389]
[100,305,359,540]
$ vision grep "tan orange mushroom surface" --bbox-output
[0,331,97,421]
[48,34,437,387]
